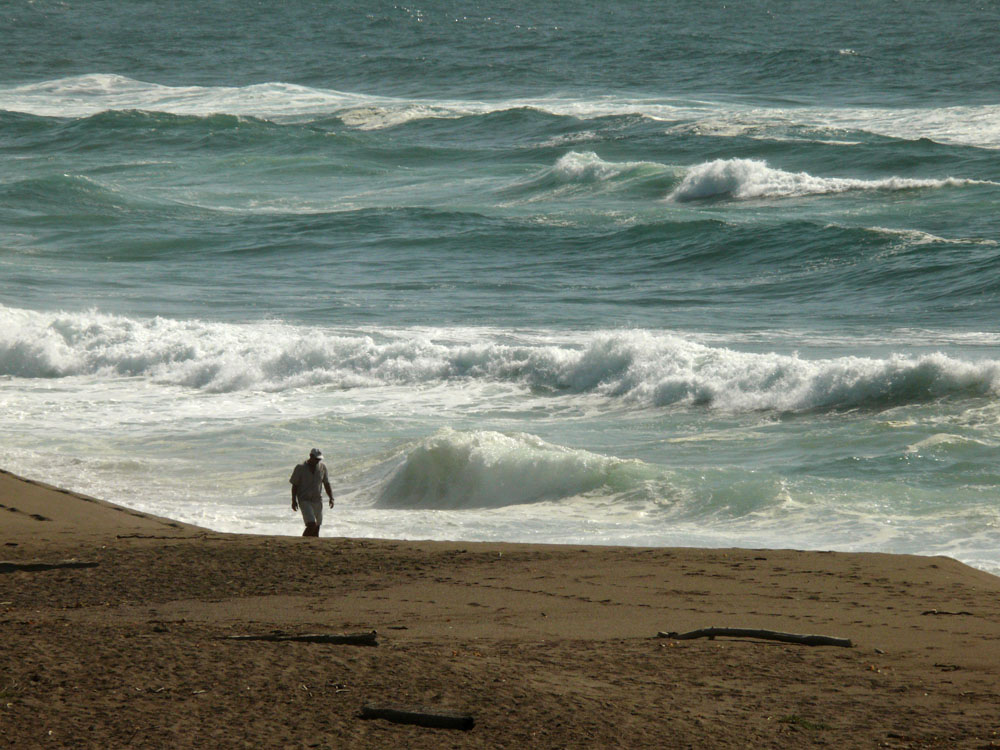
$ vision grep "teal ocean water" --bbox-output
[3,1,1000,570]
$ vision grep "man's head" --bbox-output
[308,448,323,463]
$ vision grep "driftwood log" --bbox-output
[360,704,474,730]
[225,631,377,646]
[0,560,99,574]
[658,627,852,648]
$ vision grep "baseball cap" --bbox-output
[309,448,323,460]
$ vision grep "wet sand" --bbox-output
[2,468,1000,748]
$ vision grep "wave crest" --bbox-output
[374,429,648,509]
[667,158,985,201]
[500,151,670,201]
[549,151,649,183]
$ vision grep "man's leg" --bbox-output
[300,500,322,537]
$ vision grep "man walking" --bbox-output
[290,448,335,537]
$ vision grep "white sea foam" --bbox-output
[0,74,483,128]
[812,103,1000,150]
[667,158,988,201]
[3,305,998,412]
[904,433,990,454]
[865,226,998,247]
[664,104,1000,150]
[5,75,1000,148]
[539,130,602,148]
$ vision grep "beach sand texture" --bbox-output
[2,469,1000,749]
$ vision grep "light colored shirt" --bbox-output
[290,461,328,503]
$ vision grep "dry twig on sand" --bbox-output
[224,631,378,646]
[0,560,99,573]
[658,627,852,647]
[360,704,475,730]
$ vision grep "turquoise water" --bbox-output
[2,1,999,570]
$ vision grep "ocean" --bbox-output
[2,0,999,572]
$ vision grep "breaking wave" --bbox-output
[4,75,1000,148]
[2,305,998,412]
[667,158,991,201]
[373,429,652,509]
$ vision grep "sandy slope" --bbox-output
[2,469,1000,748]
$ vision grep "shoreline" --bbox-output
[3,468,1000,747]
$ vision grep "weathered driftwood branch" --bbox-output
[360,704,474,730]
[658,627,852,648]
[225,631,378,646]
[921,609,973,617]
[0,560,99,574]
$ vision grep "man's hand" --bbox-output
[328,496,335,508]
[291,499,298,512]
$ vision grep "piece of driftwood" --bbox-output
[0,560,99,574]
[921,609,973,616]
[225,631,378,646]
[360,704,474,730]
[658,627,852,648]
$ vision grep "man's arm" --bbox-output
[290,466,300,511]
[324,478,334,508]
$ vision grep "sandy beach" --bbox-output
[2,468,1000,749]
